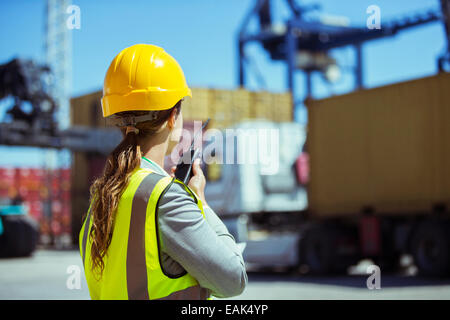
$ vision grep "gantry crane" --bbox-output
[238,0,450,118]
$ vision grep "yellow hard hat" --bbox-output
[101,44,192,118]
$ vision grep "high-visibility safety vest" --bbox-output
[79,167,210,300]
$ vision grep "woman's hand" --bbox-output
[187,159,208,206]
[170,159,208,206]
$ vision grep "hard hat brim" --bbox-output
[102,87,192,117]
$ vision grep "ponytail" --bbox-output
[88,130,141,276]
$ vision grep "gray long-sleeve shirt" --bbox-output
[140,157,247,298]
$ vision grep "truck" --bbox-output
[0,198,39,257]
[204,72,450,276]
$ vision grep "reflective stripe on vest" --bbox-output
[79,168,208,300]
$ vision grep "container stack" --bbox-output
[208,89,232,129]
[182,88,210,121]
[231,89,253,124]
[250,91,273,121]
[306,72,450,217]
[71,87,293,130]
[0,167,71,247]
[0,168,15,200]
[271,92,293,122]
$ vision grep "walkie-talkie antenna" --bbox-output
[177,118,210,166]
[190,118,210,149]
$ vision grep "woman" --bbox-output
[79,44,247,300]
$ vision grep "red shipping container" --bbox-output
[18,169,40,183]
[0,168,15,186]
[0,168,15,178]
[52,200,63,214]
[18,168,31,178]
[7,186,18,198]
[29,202,43,219]
[0,181,15,190]
[27,180,41,191]
[51,173,60,181]
[29,168,44,180]
[51,191,66,201]
[18,177,42,192]
[62,206,71,218]
[0,178,15,190]
[51,219,62,236]
[61,190,71,201]
[0,189,8,198]
[29,206,43,220]
[61,214,71,233]
[40,217,50,234]
[51,189,61,199]
[1,166,73,246]
[24,190,41,202]
[51,180,61,190]
[30,200,43,210]
[61,180,70,192]
[61,168,71,180]
[39,187,50,200]
[18,186,28,198]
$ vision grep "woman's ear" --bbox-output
[167,108,178,130]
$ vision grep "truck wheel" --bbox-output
[301,224,357,274]
[411,221,450,277]
[0,215,39,258]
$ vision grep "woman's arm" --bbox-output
[157,181,247,298]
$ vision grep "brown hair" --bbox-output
[88,101,181,276]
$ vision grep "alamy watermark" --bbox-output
[367,5,381,30]
[169,122,280,175]
[66,4,81,30]
[366,264,381,290]
[66,265,81,290]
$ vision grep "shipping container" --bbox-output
[182,88,211,120]
[250,91,273,120]
[70,91,104,127]
[231,88,253,124]
[306,72,450,218]
[0,166,73,247]
[209,89,234,129]
[272,92,293,122]
[70,88,293,128]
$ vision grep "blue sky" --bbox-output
[0,0,446,167]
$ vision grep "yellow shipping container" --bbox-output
[208,89,234,130]
[182,88,210,121]
[70,90,103,127]
[231,88,252,124]
[306,72,450,218]
[250,91,273,120]
[271,92,293,122]
[71,88,293,129]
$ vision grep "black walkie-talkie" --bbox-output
[174,118,210,184]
